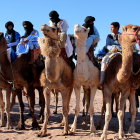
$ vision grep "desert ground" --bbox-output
[0,89,140,140]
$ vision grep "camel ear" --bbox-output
[122,26,127,32]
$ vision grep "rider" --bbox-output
[82,16,100,67]
[16,21,39,64]
[99,22,121,85]
[5,21,20,62]
[49,10,74,68]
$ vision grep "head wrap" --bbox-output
[83,16,95,36]
[49,10,60,26]
[5,21,15,42]
[49,10,59,18]
[5,21,14,29]
[22,21,33,37]
[84,16,95,24]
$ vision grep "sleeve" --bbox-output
[26,30,39,41]
[7,32,20,48]
[106,35,115,51]
[59,20,69,33]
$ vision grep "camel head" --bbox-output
[0,32,8,51]
[74,24,90,41]
[41,24,58,40]
[119,24,140,48]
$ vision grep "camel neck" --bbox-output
[0,51,13,81]
[76,38,88,63]
[117,39,134,83]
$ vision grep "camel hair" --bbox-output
[37,24,73,137]
[0,32,45,130]
[100,24,140,140]
[69,24,99,134]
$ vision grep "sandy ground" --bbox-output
[0,89,140,140]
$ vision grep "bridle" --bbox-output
[122,26,140,47]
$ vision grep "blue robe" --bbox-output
[16,29,39,56]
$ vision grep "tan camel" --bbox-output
[70,24,99,133]
[0,33,15,128]
[37,24,73,137]
[100,24,140,140]
[0,32,44,129]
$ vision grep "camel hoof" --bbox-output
[70,125,76,133]
[59,122,65,127]
[128,127,135,134]
[38,118,44,124]
[62,131,68,135]
[96,125,101,130]
[113,135,127,140]
[7,124,13,129]
[37,130,47,137]
[0,124,5,127]
[100,134,107,140]
[90,127,97,133]
[16,124,25,130]
[90,132,99,137]
[53,111,57,114]
[32,122,41,130]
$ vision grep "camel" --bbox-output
[70,24,99,133]
[37,24,73,137]
[100,24,140,140]
[0,32,45,129]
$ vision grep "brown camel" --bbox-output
[100,24,140,140]
[37,24,73,137]
[0,32,45,129]
[70,24,99,133]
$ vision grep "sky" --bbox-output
[0,0,140,53]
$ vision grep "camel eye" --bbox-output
[52,28,56,32]
[132,26,138,31]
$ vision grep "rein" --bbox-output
[122,26,140,47]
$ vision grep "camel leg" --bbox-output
[5,89,12,129]
[53,90,58,114]
[38,87,45,123]
[117,90,129,139]
[0,89,5,127]
[38,87,50,137]
[16,89,25,130]
[27,87,40,130]
[128,89,136,134]
[97,93,105,130]
[61,88,71,135]
[70,86,80,133]
[10,91,16,110]
[89,86,97,133]
[101,88,112,140]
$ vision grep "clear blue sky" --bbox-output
[0,0,140,52]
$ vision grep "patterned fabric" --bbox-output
[16,29,39,56]
[106,32,121,52]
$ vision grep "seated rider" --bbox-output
[49,10,74,68]
[16,21,39,64]
[5,21,20,62]
[100,22,121,85]
[82,16,100,67]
